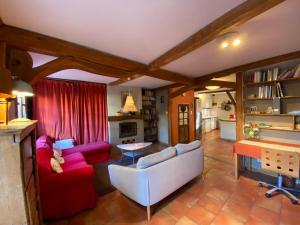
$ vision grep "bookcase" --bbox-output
[244,59,300,138]
[142,89,158,142]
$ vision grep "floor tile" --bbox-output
[250,205,280,225]
[198,195,225,214]
[186,204,216,225]
[175,216,198,225]
[211,211,245,225]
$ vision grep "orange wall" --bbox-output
[169,87,195,146]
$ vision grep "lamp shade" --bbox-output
[12,80,34,97]
[123,95,137,112]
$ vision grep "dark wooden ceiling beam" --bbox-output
[195,50,300,83]
[25,57,133,84]
[0,25,194,85]
[148,0,285,70]
[169,81,236,98]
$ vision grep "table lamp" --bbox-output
[11,80,34,122]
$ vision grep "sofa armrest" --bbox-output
[108,165,149,206]
[40,165,94,190]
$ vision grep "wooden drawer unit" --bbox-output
[0,121,41,225]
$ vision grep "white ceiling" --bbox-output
[163,0,300,77]
[1,0,299,88]
[0,0,244,63]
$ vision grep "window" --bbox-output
[17,97,27,118]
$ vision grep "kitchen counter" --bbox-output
[219,119,236,141]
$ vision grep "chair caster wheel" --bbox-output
[265,193,272,198]
[291,199,298,205]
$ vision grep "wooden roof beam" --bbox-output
[0,25,194,85]
[169,81,235,98]
[148,0,285,70]
[194,50,300,83]
[24,57,133,85]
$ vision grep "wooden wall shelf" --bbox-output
[246,96,300,101]
[245,113,297,117]
[258,127,300,132]
[108,115,143,121]
[246,77,300,87]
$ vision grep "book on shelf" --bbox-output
[248,67,279,83]
[276,82,284,97]
[258,85,274,98]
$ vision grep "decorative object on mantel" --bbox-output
[121,89,138,115]
[0,95,15,125]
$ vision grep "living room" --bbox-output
[0,1,300,225]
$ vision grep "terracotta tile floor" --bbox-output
[46,130,300,225]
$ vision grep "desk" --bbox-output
[233,140,300,179]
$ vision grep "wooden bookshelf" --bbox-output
[142,89,158,142]
[244,59,300,134]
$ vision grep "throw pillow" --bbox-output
[50,158,63,173]
[175,140,201,155]
[53,138,75,150]
[53,152,64,164]
[136,147,176,169]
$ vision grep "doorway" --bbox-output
[178,104,190,143]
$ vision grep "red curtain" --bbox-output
[33,79,108,144]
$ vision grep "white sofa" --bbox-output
[108,144,204,220]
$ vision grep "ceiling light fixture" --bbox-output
[218,31,242,49]
[205,86,220,90]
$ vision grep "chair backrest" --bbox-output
[261,148,299,178]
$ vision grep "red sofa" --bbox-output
[36,136,112,219]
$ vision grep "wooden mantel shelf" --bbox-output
[108,114,143,121]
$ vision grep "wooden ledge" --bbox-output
[108,115,143,121]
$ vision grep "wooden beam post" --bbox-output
[235,71,244,179]
[0,42,13,95]
[226,91,236,106]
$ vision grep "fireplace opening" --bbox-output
[119,122,137,138]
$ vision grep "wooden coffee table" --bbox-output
[116,142,152,164]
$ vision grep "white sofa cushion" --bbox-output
[136,147,176,169]
[175,140,201,155]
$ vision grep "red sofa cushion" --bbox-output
[36,147,55,177]
[62,142,111,156]
[39,164,97,219]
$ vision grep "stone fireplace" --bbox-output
[108,115,144,145]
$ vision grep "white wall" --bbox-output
[212,92,236,120]
[156,89,169,145]
[107,86,142,116]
